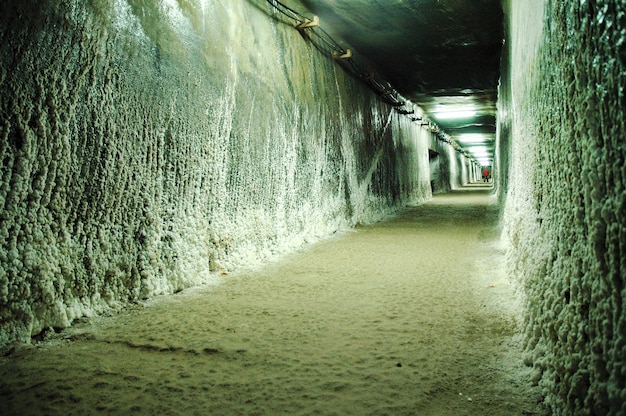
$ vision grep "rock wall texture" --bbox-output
[427,135,457,194]
[0,0,460,347]
[448,150,475,191]
[502,0,626,414]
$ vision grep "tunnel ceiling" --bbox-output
[287,0,504,161]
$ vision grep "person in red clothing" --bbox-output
[483,168,490,182]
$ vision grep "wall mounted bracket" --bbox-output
[333,49,352,59]
[296,16,319,29]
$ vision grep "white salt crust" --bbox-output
[501,0,626,414]
[0,0,471,347]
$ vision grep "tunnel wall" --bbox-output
[428,136,456,194]
[0,0,437,346]
[502,0,626,414]
[448,150,474,190]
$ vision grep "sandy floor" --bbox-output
[0,185,547,415]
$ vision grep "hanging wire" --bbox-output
[262,0,472,162]
[265,0,306,23]
[264,0,408,109]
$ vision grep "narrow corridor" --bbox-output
[0,186,546,415]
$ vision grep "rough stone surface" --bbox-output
[0,0,470,347]
[428,135,460,194]
[501,1,626,414]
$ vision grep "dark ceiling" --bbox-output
[285,0,504,163]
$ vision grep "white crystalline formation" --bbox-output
[0,0,470,347]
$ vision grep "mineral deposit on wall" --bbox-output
[502,1,626,414]
[0,0,467,346]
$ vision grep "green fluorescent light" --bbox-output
[457,134,488,143]
[468,146,489,153]
[434,110,476,120]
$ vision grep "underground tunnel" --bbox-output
[0,0,625,415]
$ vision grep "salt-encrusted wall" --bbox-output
[0,0,435,346]
[427,134,476,194]
[448,150,474,190]
[502,0,626,414]
[428,136,454,194]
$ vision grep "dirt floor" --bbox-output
[0,184,548,415]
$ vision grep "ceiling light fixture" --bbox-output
[434,110,476,120]
[456,134,488,143]
[468,146,489,153]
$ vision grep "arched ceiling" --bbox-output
[284,0,504,165]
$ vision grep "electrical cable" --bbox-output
[263,0,408,108]
[262,0,479,168]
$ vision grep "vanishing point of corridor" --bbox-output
[0,186,546,415]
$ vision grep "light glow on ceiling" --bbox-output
[434,110,477,120]
[456,134,489,143]
[468,146,489,153]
